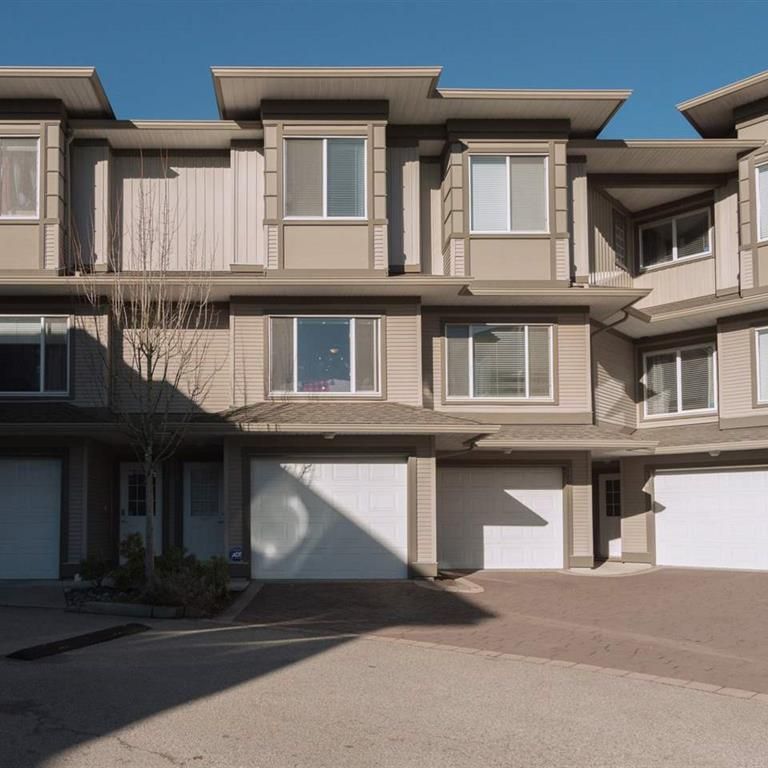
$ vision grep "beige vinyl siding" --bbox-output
[427,311,591,418]
[232,142,264,266]
[385,304,422,406]
[71,311,109,408]
[387,145,420,271]
[44,122,65,271]
[420,160,443,274]
[633,256,716,311]
[70,142,112,269]
[232,304,265,406]
[113,152,234,271]
[592,329,636,429]
[714,179,739,294]
[67,441,86,563]
[619,457,651,559]
[441,143,465,275]
[413,450,436,565]
[569,451,593,561]
[588,185,632,287]
[717,317,766,425]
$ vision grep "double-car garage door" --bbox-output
[0,459,61,579]
[654,468,768,571]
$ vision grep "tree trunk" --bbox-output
[144,461,156,585]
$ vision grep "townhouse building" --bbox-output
[2,66,768,581]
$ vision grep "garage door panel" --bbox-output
[655,469,768,570]
[0,459,62,580]
[251,458,408,579]
[438,466,564,570]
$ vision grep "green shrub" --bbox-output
[111,533,146,591]
[78,554,111,586]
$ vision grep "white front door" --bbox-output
[0,459,61,579]
[654,468,768,570]
[183,462,224,560]
[598,474,622,560]
[438,466,564,570]
[119,463,163,555]
[250,458,408,579]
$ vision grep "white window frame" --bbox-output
[756,162,768,243]
[444,322,554,401]
[641,342,717,419]
[638,206,712,271]
[468,154,550,235]
[282,137,368,221]
[0,135,40,221]
[0,314,70,397]
[754,326,768,403]
[269,314,381,396]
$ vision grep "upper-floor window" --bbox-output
[754,327,768,402]
[613,210,628,268]
[284,138,366,219]
[0,316,68,395]
[639,208,711,270]
[270,315,380,395]
[445,322,553,400]
[0,137,39,219]
[469,155,548,234]
[643,343,716,418]
[756,164,768,242]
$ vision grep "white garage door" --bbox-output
[438,466,564,570]
[0,459,62,579]
[250,458,408,579]
[654,468,768,570]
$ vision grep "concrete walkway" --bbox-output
[236,567,768,694]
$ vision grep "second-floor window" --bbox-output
[639,208,711,270]
[0,137,39,219]
[0,316,68,395]
[469,155,548,234]
[270,316,380,395]
[757,164,768,242]
[643,343,716,418]
[284,138,366,219]
[445,323,553,400]
[755,327,768,402]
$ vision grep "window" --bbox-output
[639,208,711,269]
[284,138,366,218]
[0,316,69,395]
[0,137,39,219]
[604,478,621,517]
[613,210,627,268]
[757,164,768,242]
[445,323,552,400]
[643,344,716,417]
[755,327,768,403]
[469,155,548,233]
[270,316,380,395]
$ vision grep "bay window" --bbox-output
[643,344,716,417]
[0,137,39,219]
[469,155,549,233]
[270,316,380,395]
[445,323,553,400]
[639,208,711,269]
[0,316,69,395]
[284,137,366,219]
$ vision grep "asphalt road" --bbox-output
[1,607,767,768]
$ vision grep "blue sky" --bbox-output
[3,0,768,137]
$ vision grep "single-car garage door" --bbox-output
[654,468,768,570]
[250,458,408,579]
[0,459,62,579]
[438,466,564,570]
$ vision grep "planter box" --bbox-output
[72,601,185,619]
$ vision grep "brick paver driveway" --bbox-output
[237,568,768,693]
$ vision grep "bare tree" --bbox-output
[72,151,221,583]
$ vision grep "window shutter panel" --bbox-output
[472,325,526,398]
[284,139,323,217]
[270,317,294,392]
[470,157,507,231]
[759,166,768,241]
[645,352,678,415]
[509,156,547,232]
[327,139,365,217]
[528,326,552,397]
[446,325,470,397]
[354,317,377,392]
[680,346,714,411]
[676,211,710,258]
